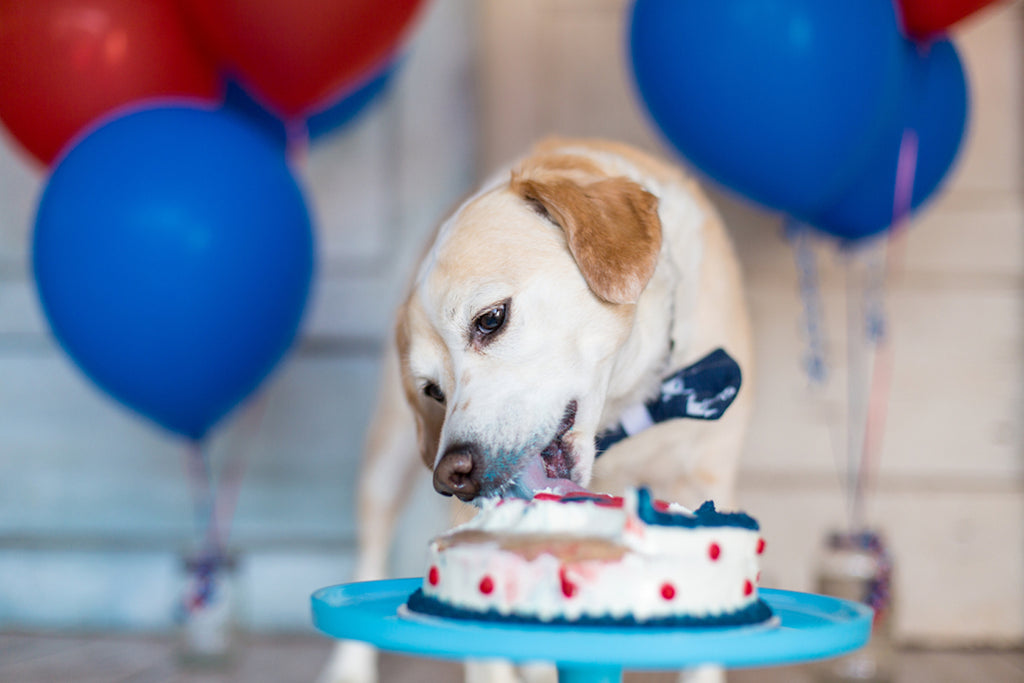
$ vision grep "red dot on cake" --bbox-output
[756,538,766,554]
[660,583,676,600]
[743,580,753,596]
[559,567,577,598]
[428,566,440,586]
[708,542,721,560]
[479,576,494,595]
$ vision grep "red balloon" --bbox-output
[0,0,219,166]
[897,0,1004,40]
[177,0,428,120]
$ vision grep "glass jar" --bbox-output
[176,550,239,669]
[814,530,895,683]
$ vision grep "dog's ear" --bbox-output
[512,173,661,304]
[396,311,444,469]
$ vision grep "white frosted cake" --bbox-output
[407,488,771,626]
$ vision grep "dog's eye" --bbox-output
[474,302,508,336]
[423,382,445,403]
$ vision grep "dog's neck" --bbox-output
[599,195,705,433]
[553,141,714,435]
[599,249,690,432]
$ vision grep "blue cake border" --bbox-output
[406,588,774,628]
[636,488,760,530]
[547,488,760,531]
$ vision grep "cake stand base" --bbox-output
[557,665,622,683]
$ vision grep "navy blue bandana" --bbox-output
[595,348,742,456]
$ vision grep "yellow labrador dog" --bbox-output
[320,139,753,683]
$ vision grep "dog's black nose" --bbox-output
[433,445,479,501]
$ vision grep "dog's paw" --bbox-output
[317,641,378,683]
[518,661,558,683]
[464,659,522,683]
[678,664,725,683]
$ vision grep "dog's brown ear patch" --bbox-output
[512,174,661,304]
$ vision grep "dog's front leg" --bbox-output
[463,654,560,682]
[317,428,419,683]
[318,351,423,683]
[464,661,522,683]
[679,665,726,683]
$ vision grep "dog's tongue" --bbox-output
[517,456,589,497]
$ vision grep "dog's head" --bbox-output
[397,152,662,502]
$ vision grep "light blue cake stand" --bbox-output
[312,578,872,683]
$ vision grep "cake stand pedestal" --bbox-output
[312,578,872,683]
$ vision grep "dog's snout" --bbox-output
[433,445,479,501]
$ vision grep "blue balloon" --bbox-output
[33,106,315,440]
[223,58,400,146]
[222,79,291,148]
[306,61,399,141]
[809,39,968,242]
[628,0,907,216]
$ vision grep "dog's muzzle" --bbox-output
[432,401,588,503]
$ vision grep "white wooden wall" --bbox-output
[476,0,1022,646]
[0,0,473,632]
